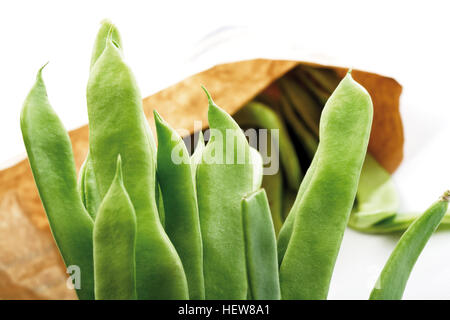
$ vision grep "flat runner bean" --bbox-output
[280,72,373,299]
[370,191,450,300]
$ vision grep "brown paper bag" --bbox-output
[0,59,403,299]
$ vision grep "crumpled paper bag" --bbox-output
[0,58,403,299]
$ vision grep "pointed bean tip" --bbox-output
[203,87,223,119]
[153,109,162,123]
[37,62,49,80]
[201,86,215,106]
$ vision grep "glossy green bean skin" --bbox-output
[280,73,373,299]
[196,89,253,299]
[370,192,450,300]
[78,152,102,219]
[94,157,137,300]
[154,110,205,300]
[87,34,187,299]
[242,189,281,300]
[20,68,94,300]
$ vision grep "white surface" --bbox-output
[1,0,450,299]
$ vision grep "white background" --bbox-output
[1,0,449,299]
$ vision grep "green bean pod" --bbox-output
[90,19,123,70]
[299,65,341,95]
[78,152,102,219]
[87,31,187,299]
[293,66,334,106]
[233,101,303,190]
[280,72,373,299]
[154,110,205,300]
[348,153,399,230]
[242,189,281,300]
[370,191,450,300]
[278,77,321,137]
[279,94,318,159]
[20,67,94,300]
[347,154,450,233]
[94,156,137,300]
[155,182,165,228]
[196,88,253,299]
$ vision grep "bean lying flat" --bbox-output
[196,88,253,299]
[21,67,94,300]
[94,156,137,300]
[370,191,450,300]
[87,31,187,299]
[154,110,205,300]
[348,153,399,231]
[242,189,281,300]
[280,72,373,299]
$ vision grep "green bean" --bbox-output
[94,156,137,300]
[280,72,373,299]
[242,189,281,300]
[78,152,102,219]
[279,94,318,159]
[154,110,205,300]
[293,66,334,106]
[20,66,94,300]
[278,77,321,137]
[196,88,253,299]
[233,101,303,190]
[233,102,298,234]
[300,65,341,95]
[87,30,187,299]
[90,19,122,70]
[77,20,122,221]
[348,154,450,233]
[370,191,450,300]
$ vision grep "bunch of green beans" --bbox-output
[20,20,449,300]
